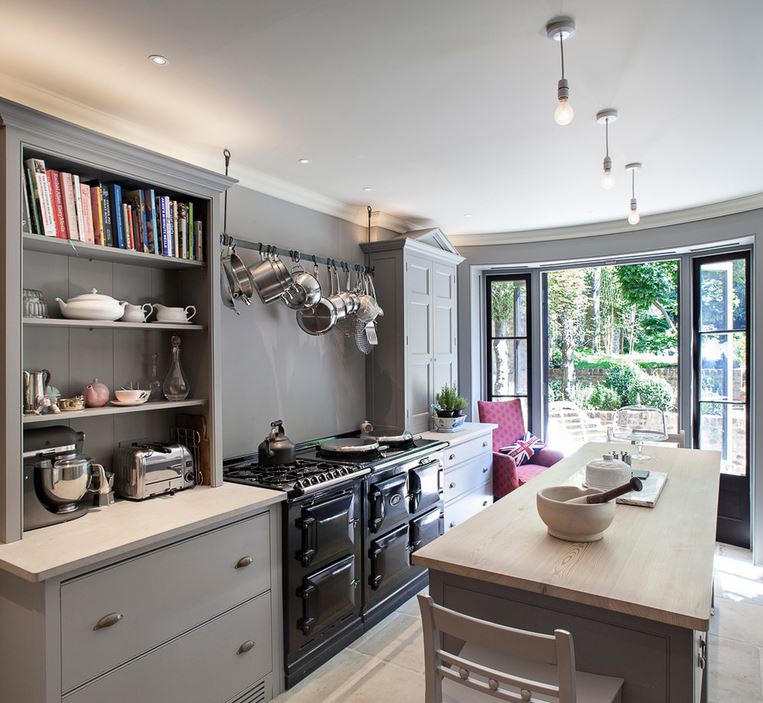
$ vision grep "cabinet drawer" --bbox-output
[63,592,272,703]
[442,434,492,468]
[443,453,492,502]
[61,512,270,692]
[444,483,492,531]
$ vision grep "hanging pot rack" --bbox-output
[219,234,374,275]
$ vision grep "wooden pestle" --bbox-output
[567,477,643,505]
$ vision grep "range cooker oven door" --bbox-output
[297,554,359,638]
[368,473,409,534]
[407,459,442,514]
[409,506,443,564]
[295,490,358,568]
[368,523,410,595]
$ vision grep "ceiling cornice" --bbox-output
[449,193,763,248]
[0,74,416,232]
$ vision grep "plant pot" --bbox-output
[431,414,466,433]
[435,409,465,418]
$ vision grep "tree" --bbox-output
[615,262,678,333]
[546,269,588,399]
[490,280,526,396]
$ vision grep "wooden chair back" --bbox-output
[418,595,576,703]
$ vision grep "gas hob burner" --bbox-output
[223,457,369,497]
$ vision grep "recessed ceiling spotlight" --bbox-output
[362,186,374,192]
[596,108,618,189]
[297,158,311,164]
[463,213,473,218]
[148,54,168,66]
[546,16,576,126]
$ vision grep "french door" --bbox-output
[693,252,751,547]
[485,275,531,421]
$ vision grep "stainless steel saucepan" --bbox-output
[249,246,294,304]
[296,263,338,335]
[282,258,322,310]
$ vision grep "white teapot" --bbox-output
[56,289,127,321]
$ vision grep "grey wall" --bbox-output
[455,207,762,560]
[220,185,373,457]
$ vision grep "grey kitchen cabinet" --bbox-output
[0,503,283,703]
[362,236,463,434]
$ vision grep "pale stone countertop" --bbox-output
[420,422,497,447]
[0,483,285,582]
[413,442,721,631]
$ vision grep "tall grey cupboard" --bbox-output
[362,237,464,434]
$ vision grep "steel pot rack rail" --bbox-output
[219,233,374,275]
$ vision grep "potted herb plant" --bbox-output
[432,385,468,432]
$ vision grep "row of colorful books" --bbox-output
[23,158,204,261]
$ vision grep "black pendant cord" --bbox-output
[223,148,231,233]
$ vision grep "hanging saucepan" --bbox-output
[220,246,240,315]
[282,253,322,310]
[228,245,254,305]
[326,263,349,321]
[249,245,294,304]
[296,263,338,335]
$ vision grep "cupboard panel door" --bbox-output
[63,593,272,703]
[408,357,433,432]
[432,262,457,395]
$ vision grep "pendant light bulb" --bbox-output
[628,199,640,225]
[554,98,574,126]
[547,18,576,126]
[601,158,615,189]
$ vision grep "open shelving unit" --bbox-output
[22,399,207,424]
[0,99,236,543]
[23,318,206,331]
[22,231,205,270]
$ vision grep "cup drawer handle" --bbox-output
[482,441,488,448]
[482,467,489,473]
[449,482,456,489]
[235,555,254,569]
[93,612,123,631]
[448,454,455,461]
[238,640,255,655]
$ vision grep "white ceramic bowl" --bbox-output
[536,485,615,542]
[114,389,150,403]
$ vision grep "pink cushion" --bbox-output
[517,462,548,486]
[532,447,564,468]
[477,400,526,450]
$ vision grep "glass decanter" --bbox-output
[162,335,190,401]
[148,353,162,401]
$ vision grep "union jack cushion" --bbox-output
[498,432,545,466]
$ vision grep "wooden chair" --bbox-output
[418,595,623,703]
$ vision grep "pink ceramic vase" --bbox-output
[84,378,110,407]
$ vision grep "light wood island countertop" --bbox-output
[0,483,285,582]
[413,442,720,631]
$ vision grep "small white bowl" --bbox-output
[536,485,615,542]
[115,389,150,403]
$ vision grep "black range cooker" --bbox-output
[223,430,447,688]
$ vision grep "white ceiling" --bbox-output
[1,0,762,240]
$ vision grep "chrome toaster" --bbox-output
[113,442,196,500]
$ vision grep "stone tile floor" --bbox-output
[274,544,762,702]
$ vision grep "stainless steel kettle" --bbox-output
[258,420,296,466]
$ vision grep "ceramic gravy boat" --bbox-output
[154,304,196,323]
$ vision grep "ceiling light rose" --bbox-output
[596,109,618,189]
[546,17,576,126]
[148,54,168,65]
[625,162,642,225]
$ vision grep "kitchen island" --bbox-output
[412,442,721,703]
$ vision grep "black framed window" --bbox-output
[485,274,531,421]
